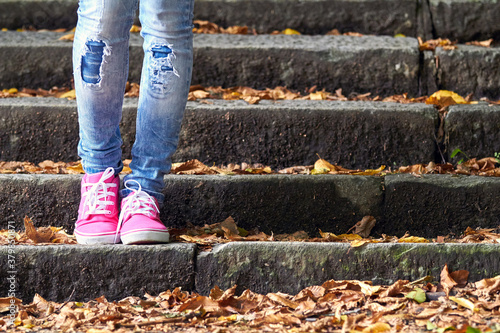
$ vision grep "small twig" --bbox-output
[434,132,446,164]
[117,312,199,328]
[56,287,76,312]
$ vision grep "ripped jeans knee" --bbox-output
[148,44,179,95]
[80,39,110,87]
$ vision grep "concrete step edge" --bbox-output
[0,98,441,169]
[1,242,499,302]
[1,173,500,238]
[1,0,499,42]
[2,98,499,171]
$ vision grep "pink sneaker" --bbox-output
[118,180,169,245]
[74,167,120,244]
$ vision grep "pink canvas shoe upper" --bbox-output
[75,167,120,244]
[118,180,169,244]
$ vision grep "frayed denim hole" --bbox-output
[148,44,178,96]
[81,40,105,85]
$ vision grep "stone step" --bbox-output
[0,31,500,99]
[1,31,499,98]
[0,98,440,169]
[1,0,499,42]
[2,98,500,168]
[0,31,422,97]
[1,242,499,302]
[1,173,499,237]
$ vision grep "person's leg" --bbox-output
[73,0,138,244]
[74,0,138,174]
[119,0,194,244]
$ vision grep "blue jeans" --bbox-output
[73,0,194,203]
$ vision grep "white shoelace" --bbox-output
[82,167,117,216]
[115,180,160,242]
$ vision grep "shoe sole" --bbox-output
[121,230,170,245]
[75,233,120,245]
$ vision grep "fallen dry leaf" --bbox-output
[418,37,457,51]
[347,216,376,238]
[24,216,53,243]
[426,90,472,109]
[465,39,493,47]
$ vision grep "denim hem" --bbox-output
[83,161,123,176]
[120,188,165,206]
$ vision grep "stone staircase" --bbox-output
[1,0,500,302]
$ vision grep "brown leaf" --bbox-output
[440,264,458,296]
[348,216,376,238]
[450,270,469,288]
[209,286,224,301]
[220,217,239,238]
[418,37,457,51]
[465,39,493,47]
[177,296,223,314]
[170,159,218,175]
[24,216,53,243]
[267,292,300,309]
[380,280,410,298]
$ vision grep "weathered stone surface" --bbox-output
[0,244,196,302]
[0,174,81,230]
[0,0,418,36]
[0,32,421,96]
[429,0,500,42]
[0,174,383,235]
[196,242,500,295]
[0,0,78,30]
[194,0,418,35]
[0,98,438,169]
[0,98,80,162]
[162,174,383,234]
[445,104,500,161]
[177,100,438,169]
[192,34,420,95]
[2,0,500,42]
[436,45,500,100]
[381,174,500,237]
[0,32,74,89]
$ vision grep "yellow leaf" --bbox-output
[313,158,337,172]
[319,230,341,241]
[352,165,386,175]
[362,322,391,332]
[310,91,326,100]
[398,236,429,243]
[426,90,469,108]
[449,296,478,312]
[59,90,76,99]
[311,168,330,175]
[218,314,238,322]
[394,34,406,38]
[49,226,63,232]
[338,233,362,241]
[130,25,142,32]
[65,161,84,174]
[282,28,301,35]
[58,32,75,41]
[6,88,18,94]
[351,239,371,247]
[122,165,132,174]
[1,28,7,31]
